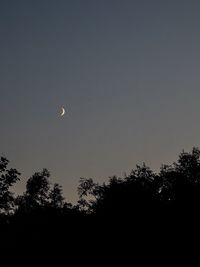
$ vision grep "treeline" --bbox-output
[1,147,200,250]
[1,147,200,216]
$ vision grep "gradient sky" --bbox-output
[1,0,200,203]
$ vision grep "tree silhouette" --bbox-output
[16,169,51,213]
[77,164,160,218]
[158,147,200,213]
[49,183,64,209]
[77,177,105,212]
[0,157,20,214]
[1,147,200,252]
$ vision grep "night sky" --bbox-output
[1,0,200,203]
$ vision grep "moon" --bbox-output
[61,107,65,116]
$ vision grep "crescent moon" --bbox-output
[61,107,65,116]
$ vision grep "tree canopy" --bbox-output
[1,147,200,251]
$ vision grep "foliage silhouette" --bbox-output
[49,183,64,208]
[16,169,51,213]
[0,157,20,214]
[1,147,200,254]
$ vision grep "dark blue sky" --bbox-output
[1,0,200,203]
